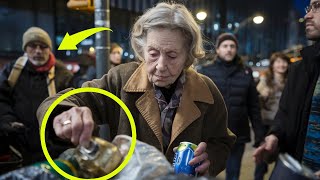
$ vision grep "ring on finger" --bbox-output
[62,119,72,126]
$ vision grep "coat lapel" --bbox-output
[123,64,215,153]
[123,63,164,151]
[169,68,214,148]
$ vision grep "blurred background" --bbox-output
[0,0,310,76]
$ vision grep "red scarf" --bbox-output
[32,53,56,72]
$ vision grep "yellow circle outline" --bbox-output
[40,87,137,180]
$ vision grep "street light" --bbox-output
[253,16,264,24]
[196,11,207,21]
[233,15,264,34]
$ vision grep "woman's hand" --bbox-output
[53,107,94,147]
[188,142,210,175]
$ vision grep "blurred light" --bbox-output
[80,39,93,46]
[89,47,95,53]
[298,18,304,23]
[260,59,270,66]
[66,64,73,71]
[66,51,71,56]
[234,22,240,28]
[213,23,219,31]
[77,48,82,54]
[196,11,207,21]
[124,52,129,57]
[253,16,264,24]
[248,61,254,66]
[252,71,260,78]
[256,62,261,67]
[227,23,233,29]
[129,54,134,59]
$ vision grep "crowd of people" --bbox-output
[1,0,320,179]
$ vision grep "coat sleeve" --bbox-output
[0,62,20,134]
[202,77,236,176]
[36,70,118,143]
[246,68,266,147]
[269,65,293,146]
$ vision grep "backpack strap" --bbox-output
[8,56,57,96]
[47,66,56,96]
[8,56,28,88]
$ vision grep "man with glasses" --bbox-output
[253,0,320,177]
[0,27,73,169]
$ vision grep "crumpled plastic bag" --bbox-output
[112,135,173,180]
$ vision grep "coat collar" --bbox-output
[123,62,214,152]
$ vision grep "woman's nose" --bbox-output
[156,55,167,71]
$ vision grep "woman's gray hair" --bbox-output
[130,2,205,68]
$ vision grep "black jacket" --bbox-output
[198,57,265,146]
[270,42,320,162]
[0,59,73,165]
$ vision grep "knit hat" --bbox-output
[22,27,52,50]
[215,33,238,48]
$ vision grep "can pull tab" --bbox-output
[79,140,99,160]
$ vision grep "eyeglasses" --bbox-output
[305,1,320,14]
[27,43,49,49]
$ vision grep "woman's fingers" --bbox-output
[70,108,84,145]
[189,151,208,165]
[79,107,94,147]
[194,142,207,156]
[195,159,210,175]
[52,107,94,146]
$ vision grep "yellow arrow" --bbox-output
[58,27,112,50]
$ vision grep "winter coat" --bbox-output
[256,76,285,125]
[197,57,265,147]
[270,42,320,162]
[0,59,73,165]
[37,62,236,176]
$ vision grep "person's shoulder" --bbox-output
[196,71,219,91]
[108,61,141,77]
[55,60,73,76]
[286,60,303,76]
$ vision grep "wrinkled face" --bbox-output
[273,57,288,74]
[305,0,320,40]
[144,28,187,88]
[216,40,237,62]
[25,41,50,66]
[110,47,123,65]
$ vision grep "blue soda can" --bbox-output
[173,142,199,176]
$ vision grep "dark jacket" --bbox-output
[270,42,320,162]
[198,57,265,146]
[37,62,236,176]
[0,59,73,165]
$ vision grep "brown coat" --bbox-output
[37,62,235,176]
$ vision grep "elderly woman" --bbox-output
[37,2,235,176]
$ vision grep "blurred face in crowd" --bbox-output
[216,40,237,62]
[110,47,123,65]
[144,28,187,88]
[25,41,50,66]
[273,57,289,75]
[305,0,320,40]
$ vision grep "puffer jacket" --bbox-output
[198,57,265,146]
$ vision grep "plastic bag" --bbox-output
[112,135,173,180]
